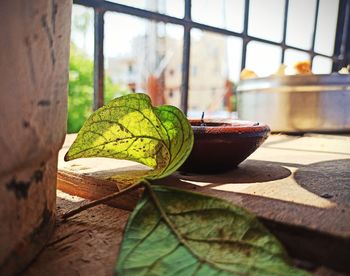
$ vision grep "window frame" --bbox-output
[73,0,350,114]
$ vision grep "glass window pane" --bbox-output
[163,25,184,108]
[104,13,146,61]
[70,5,94,57]
[68,5,94,133]
[245,41,282,77]
[227,37,243,82]
[248,0,285,42]
[314,0,339,56]
[286,0,316,50]
[104,12,183,108]
[192,0,245,33]
[189,30,239,118]
[312,55,333,74]
[164,0,185,18]
[108,0,184,18]
[284,49,310,67]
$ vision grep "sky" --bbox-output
[71,0,340,80]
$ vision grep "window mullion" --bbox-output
[93,8,105,110]
[241,0,250,70]
[281,0,290,64]
[180,0,192,114]
[310,0,320,66]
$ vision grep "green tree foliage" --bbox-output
[67,44,130,133]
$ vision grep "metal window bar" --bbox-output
[73,0,350,113]
[280,0,289,64]
[93,8,105,110]
[180,0,191,115]
[333,0,350,71]
[240,0,250,70]
[310,0,321,62]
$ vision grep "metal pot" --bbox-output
[236,74,350,133]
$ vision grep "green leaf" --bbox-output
[152,105,193,178]
[64,94,193,182]
[116,186,309,276]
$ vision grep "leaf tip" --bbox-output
[64,152,70,162]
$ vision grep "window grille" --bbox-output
[73,0,350,114]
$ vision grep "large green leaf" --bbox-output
[65,94,193,182]
[116,186,309,276]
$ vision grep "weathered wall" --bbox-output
[0,0,72,274]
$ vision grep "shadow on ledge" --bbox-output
[294,158,350,205]
[175,159,291,186]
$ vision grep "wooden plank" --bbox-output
[57,170,140,211]
[24,191,130,276]
[55,134,350,273]
[57,135,144,210]
[23,191,341,276]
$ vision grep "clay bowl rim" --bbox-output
[189,119,270,137]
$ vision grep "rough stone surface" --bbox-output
[0,0,71,274]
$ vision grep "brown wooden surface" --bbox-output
[23,191,344,276]
[23,191,129,276]
[25,133,350,274]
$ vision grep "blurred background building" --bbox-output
[68,0,346,132]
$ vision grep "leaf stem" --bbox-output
[62,183,141,220]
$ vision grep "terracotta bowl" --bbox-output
[180,119,270,173]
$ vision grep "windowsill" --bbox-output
[23,133,350,275]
